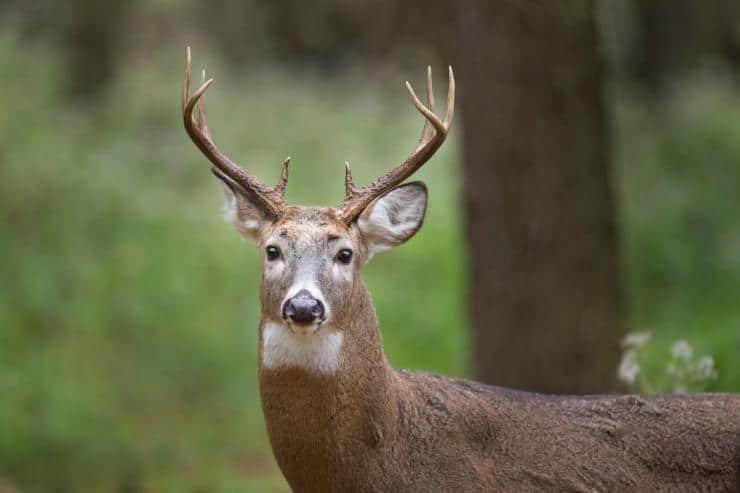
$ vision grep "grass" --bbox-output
[0,34,739,492]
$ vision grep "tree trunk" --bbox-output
[63,0,128,101]
[631,0,740,90]
[455,1,622,393]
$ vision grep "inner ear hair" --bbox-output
[356,181,428,258]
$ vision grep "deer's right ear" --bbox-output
[212,169,269,245]
[357,181,428,259]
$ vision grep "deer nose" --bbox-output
[282,289,325,324]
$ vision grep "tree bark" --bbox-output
[455,1,622,393]
[63,0,128,101]
[631,0,740,90]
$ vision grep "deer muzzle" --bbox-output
[282,289,326,326]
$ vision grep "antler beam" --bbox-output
[336,66,455,222]
[182,47,288,218]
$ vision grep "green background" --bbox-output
[1,31,739,491]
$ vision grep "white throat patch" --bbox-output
[261,322,343,374]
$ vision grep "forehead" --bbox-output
[268,207,352,245]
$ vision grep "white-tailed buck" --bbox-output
[182,48,740,492]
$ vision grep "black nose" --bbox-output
[282,289,325,324]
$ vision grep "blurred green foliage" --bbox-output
[617,76,740,393]
[0,30,739,493]
[0,35,464,492]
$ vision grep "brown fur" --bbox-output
[252,211,740,493]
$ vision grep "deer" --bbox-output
[181,48,740,492]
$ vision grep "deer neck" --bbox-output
[257,280,399,486]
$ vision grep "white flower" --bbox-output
[671,339,693,362]
[690,356,718,381]
[617,349,640,385]
[621,331,651,349]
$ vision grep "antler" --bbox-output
[182,47,289,218]
[336,66,455,222]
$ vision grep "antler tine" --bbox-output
[418,66,436,147]
[344,161,358,196]
[443,65,455,128]
[335,66,455,223]
[182,47,192,113]
[426,66,436,112]
[182,47,287,218]
[198,69,211,138]
[274,157,290,195]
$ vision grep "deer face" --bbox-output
[182,48,452,370]
[217,180,428,336]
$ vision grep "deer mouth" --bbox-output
[284,318,326,336]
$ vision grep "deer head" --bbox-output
[182,47,453,350]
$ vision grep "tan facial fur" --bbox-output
[257,207,364,333]
[217,180,428,378]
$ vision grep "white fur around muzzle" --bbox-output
[261,322,343,374]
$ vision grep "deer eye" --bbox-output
[265,245,281,261]
[336,248,353,264]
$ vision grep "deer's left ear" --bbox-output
[212,168,271,246]
[357,181,428,259]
